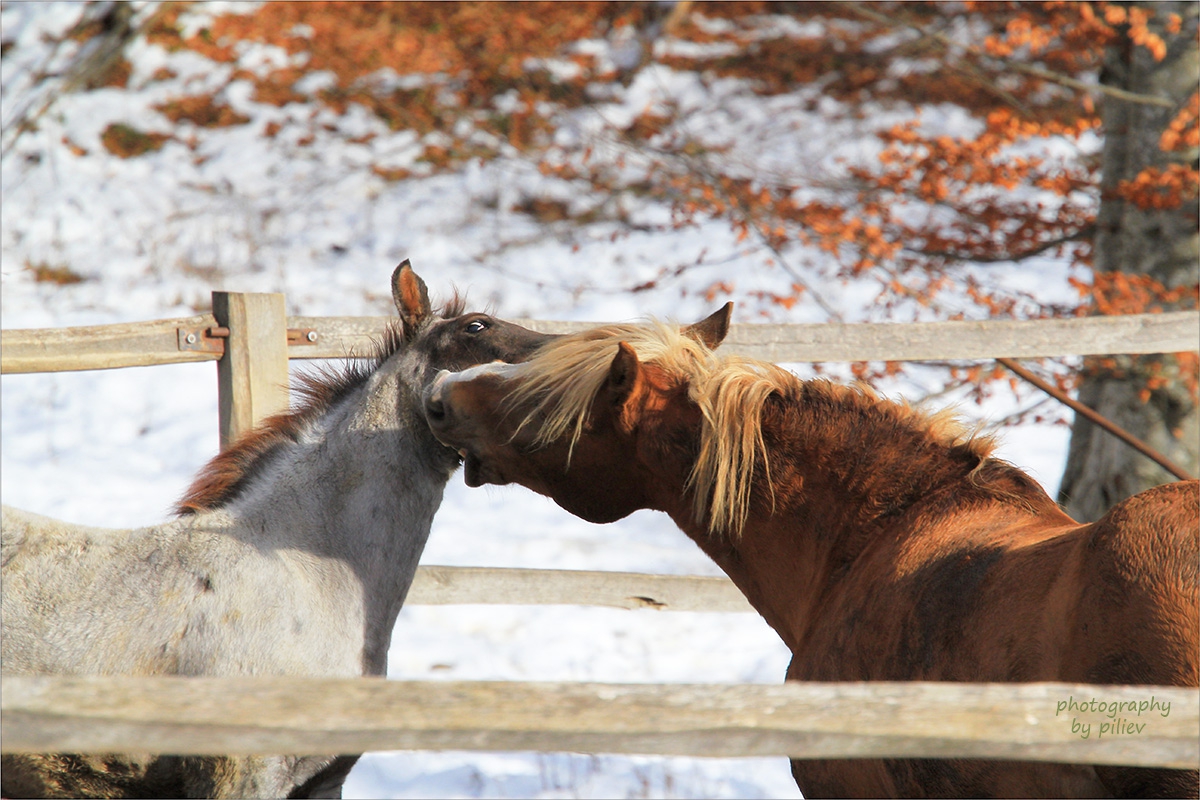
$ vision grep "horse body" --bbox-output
[1,263,554,799]
[423,311,1199,798]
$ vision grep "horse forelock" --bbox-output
[422,291,468,334]
[504,321,783,537]
[504,321,715,451]
[177,296,468,515]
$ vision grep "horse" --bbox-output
[1,261,555,799]
[421,307,1200,799]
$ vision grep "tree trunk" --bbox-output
[1058,2,1200,521]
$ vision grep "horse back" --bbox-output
[2,507,196,676]
[1069,480,1199,688]
[2,504,120,567]
[1064,480,1200,799]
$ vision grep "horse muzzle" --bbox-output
[422,370,459,442]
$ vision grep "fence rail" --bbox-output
[407,565,755,612]
[3,310,1197,374]
[3,676,1196,767]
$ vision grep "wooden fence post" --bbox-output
[212,292,289,450]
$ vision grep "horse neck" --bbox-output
[215,359,450,669]
[662,381,1002,651]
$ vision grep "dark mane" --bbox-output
[778,379,1053,519]
[176,293,466,515]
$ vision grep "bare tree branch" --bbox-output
[2,1,139,160]
[843,2,1176,109]
[905,225,1096,265]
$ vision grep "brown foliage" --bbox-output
[25,262,87,285]
[155,96,250,128]
[100,123,170,158]
[101,1,1200,402]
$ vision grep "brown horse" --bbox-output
[422,307,1200,799]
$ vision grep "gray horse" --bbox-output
[1,262,554,798]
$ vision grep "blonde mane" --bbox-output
[504,320,996,539]
[505,320,797,537]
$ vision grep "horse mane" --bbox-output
[176,294,467,515]
[507,320,996,538]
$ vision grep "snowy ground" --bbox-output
[2,4,1073,797]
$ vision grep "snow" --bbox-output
[1,4,1076,797]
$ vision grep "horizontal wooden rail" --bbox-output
[718,311,1200,364]
[0,314,221,373]
[3,676,1195,767]
[406,566,754,612]
[4,311,1197,374]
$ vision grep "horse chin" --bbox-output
[462,451,497,487]
[557,497,633,525]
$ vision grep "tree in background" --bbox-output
[1058,1,1198,520]
[8,1,1197,515]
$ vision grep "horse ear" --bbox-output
[608,341,643,409]
[682,302,732,349]
[392,259,432,331]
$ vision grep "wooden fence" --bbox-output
[3,296,1196,446]
[6,676,1196,767]
[2,297,1199,767]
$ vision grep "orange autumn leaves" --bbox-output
[1071,273,1199,317]
[660,2,1195,324]
[143,1,635,165]
[126,1,1195,334]
[979,1,1176,65]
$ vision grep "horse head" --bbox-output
[391,259,555,383]
[423,303,732,523]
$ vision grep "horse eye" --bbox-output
[465,319,489,334]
